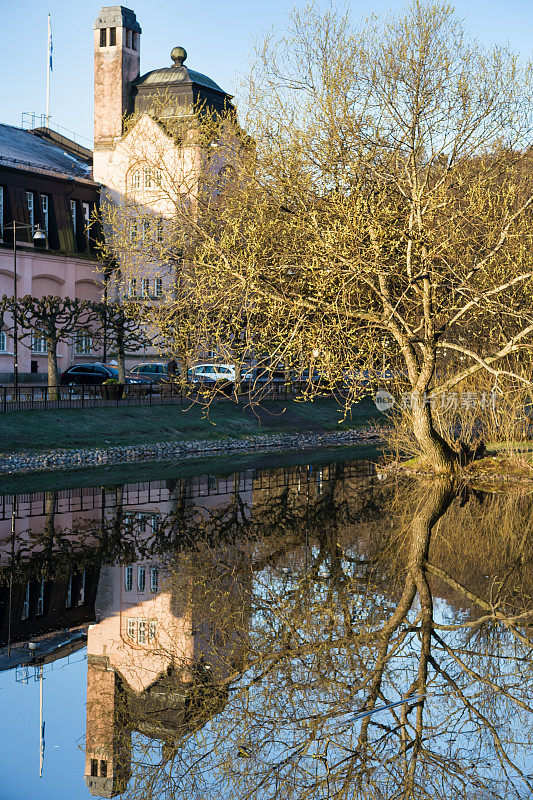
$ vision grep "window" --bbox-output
[128,278,137,297]
[26,191,34,232]
[31,333,47,353]
[37,579,45,615]
[154,277,163,297]
[126,617,135,639]
[74,331,92,355]
[142,219,150,243]
[129,219,138,242]
[138,565,146,592]
[149,620,157,643]
[131,171,140,190]
[132,31,138,50]
[82,202,90,237]
[41,194,49,235]
[78,570,86,605]
[100,28,106,47]
[109,27,116,46]
[91,759,98,777]
[138,619,147,644]
[70,200,77,232]
[150,566,159,593]
[100,761,108,778]
[21,582,30,620]
[143,167,152,188]
[124,566,133,591]
[126,29,132,49]
[141,278,150,298]
[153,168,162,187]
[66,574,72,608]
[0,331,6,352]
[156,218,163,243]
[0,186,3,238]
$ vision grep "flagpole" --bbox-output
[39,665,44,778]
[46,13,51,127]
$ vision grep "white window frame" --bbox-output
[37,579,45,615]
[128,278,137,297]
[74,331,92,355]
[143,167,152,188]
[41,193,49,235]
[26,191,34,232]
[153,168,162,187]
[150,566,158,593]
[138,565,146,592]
[148,620,157,643]
[124,565,133,592]
[138,619,147,644]
[78,569,86,605]
[156,218,163,243]
[66,574,72,608]
[21,581,30,620]
[142,219,150,243]
[141,277,150,298]
[31,333,47,353]
[82,202,90,238]
[131,171,140,190]
[0,331,7,352]
[70,199,77,233]
[154,277,163,297]
[126,617,135,640]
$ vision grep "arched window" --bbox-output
[131,171,140,190]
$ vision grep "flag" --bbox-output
[48,14,53,72]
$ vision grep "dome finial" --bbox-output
[171,46,187,67]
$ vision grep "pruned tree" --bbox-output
[97,300,153,383]
[8,294,99,399]
[100,0,533,473]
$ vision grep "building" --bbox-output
[92,5,233,367]
[0,124,102,382]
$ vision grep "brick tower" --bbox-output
[93,6,141,148]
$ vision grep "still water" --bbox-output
[0,457,532,799]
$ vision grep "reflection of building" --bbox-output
[84,547,249,797]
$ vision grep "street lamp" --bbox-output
[11,221,47,392]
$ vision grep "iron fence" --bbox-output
[0,380,309,413]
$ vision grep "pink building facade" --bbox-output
[0,124,102,383]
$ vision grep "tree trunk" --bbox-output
[47,340,59,401]
[410,392,458,473]
[117,332,126,384]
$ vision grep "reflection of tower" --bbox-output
[84,655,131,798]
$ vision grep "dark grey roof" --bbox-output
[0,124,93,180]
[134,65,226,95]
[94,5,141,33]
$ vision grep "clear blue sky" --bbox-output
[2,0,532,145]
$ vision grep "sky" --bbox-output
[1,0,533,145]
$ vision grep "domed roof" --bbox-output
[134,65,225,94]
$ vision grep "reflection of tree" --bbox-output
[104,473,533,800]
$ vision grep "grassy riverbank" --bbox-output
[0,442,382,495]
[0,396,384,456]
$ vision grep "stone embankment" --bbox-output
[0,428,384,476]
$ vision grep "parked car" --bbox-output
[130,362,173,382]
[243,365,287,389]
[59,363,150,386]
[187,363,235,386]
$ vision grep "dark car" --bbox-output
[130,362,173,383]
[59,363,150,386]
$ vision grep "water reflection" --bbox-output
[1,461,532,799]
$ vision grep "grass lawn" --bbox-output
[0,396,384,456]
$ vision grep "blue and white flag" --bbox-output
[48,14,53,72]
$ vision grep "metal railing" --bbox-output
[0,380,313,413]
